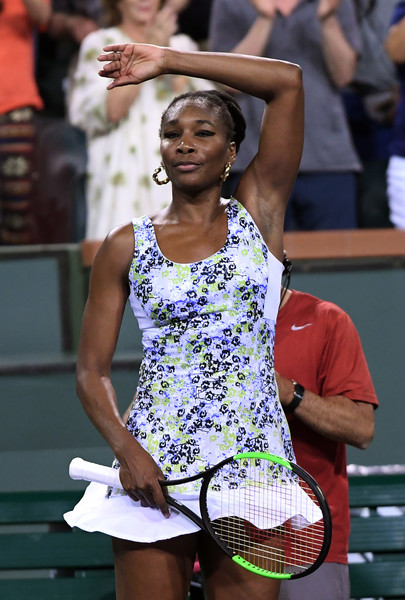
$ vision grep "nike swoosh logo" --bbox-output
[291,323,313,331]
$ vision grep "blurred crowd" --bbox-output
[0,0,404,245]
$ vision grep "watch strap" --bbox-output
[284,380,305,413]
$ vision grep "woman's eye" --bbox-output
[164,131,179,139]
[196,130,215,137]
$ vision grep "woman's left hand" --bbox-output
[98,43,166,89]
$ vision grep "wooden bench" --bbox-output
[1,473,404,599]
[0,490,115,600]
[348,470,405,599]
[0,489,203,600]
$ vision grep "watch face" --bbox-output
[294,382,305,399]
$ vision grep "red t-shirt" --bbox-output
[275,290,378,564]
[0,0,49,114]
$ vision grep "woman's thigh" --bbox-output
[112,533,199,600]
[198,532,281,600]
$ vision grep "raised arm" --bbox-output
[98,44,304,259]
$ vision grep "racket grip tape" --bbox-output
[69,457,122,488]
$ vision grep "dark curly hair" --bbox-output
[159,89,246,153]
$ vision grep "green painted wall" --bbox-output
[289,266,404,468]
[0,247,403,492]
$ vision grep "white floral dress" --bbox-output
[64,199,295,542]
[67,28,213,240]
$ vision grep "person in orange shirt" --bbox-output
[0,0,51,244]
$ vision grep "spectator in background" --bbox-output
[176,0,213,49]
[68,0,213,241]
[275,256,378,600]
[385,1,405,229]
[342,0,398,229]
[209,0,362,231]
[33,1,103,244]
[0,0,51,245]
[35,1,103,120]
[149,1,213,49]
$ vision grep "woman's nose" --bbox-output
[177,140,194,152]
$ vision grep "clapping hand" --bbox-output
[98,43,166,89]
[317,0,340,21]
[146,5,178,47]
[250,0,277,19]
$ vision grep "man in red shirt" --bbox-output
[275,257,378,600]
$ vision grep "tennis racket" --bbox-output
[69,452,331,579]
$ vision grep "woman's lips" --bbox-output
[174,162,200,172]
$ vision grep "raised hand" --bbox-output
[98,43,166,89]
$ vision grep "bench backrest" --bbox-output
[348,472,405,599]
[0,491,115,600]
[1,474,405,600]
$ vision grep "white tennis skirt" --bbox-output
[64,483,202,542]
[64,481,322,544]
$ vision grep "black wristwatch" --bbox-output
[284,381,305,413]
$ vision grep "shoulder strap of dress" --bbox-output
[131,216,154,250]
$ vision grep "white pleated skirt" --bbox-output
[64,483,202,542]
[64,480,322,544]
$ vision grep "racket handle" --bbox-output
[69,457,122,489]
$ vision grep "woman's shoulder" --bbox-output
[94,222,135,273]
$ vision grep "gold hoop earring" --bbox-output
[221,162,232,182]
[152,165,170,186]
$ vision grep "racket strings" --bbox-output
[211,518,325,568]
[206,458,326,575]
[211,520,326,556]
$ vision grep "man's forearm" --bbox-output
[277,375,374,449]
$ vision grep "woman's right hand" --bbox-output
[98,43,166,89]
[118,443,170,518]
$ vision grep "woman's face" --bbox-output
[118,0,161,25]
[160,99,235,192]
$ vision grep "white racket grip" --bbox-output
[69,457,122,489]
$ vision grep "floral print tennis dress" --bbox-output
[125,198,294,483]
[64,198,295,542]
